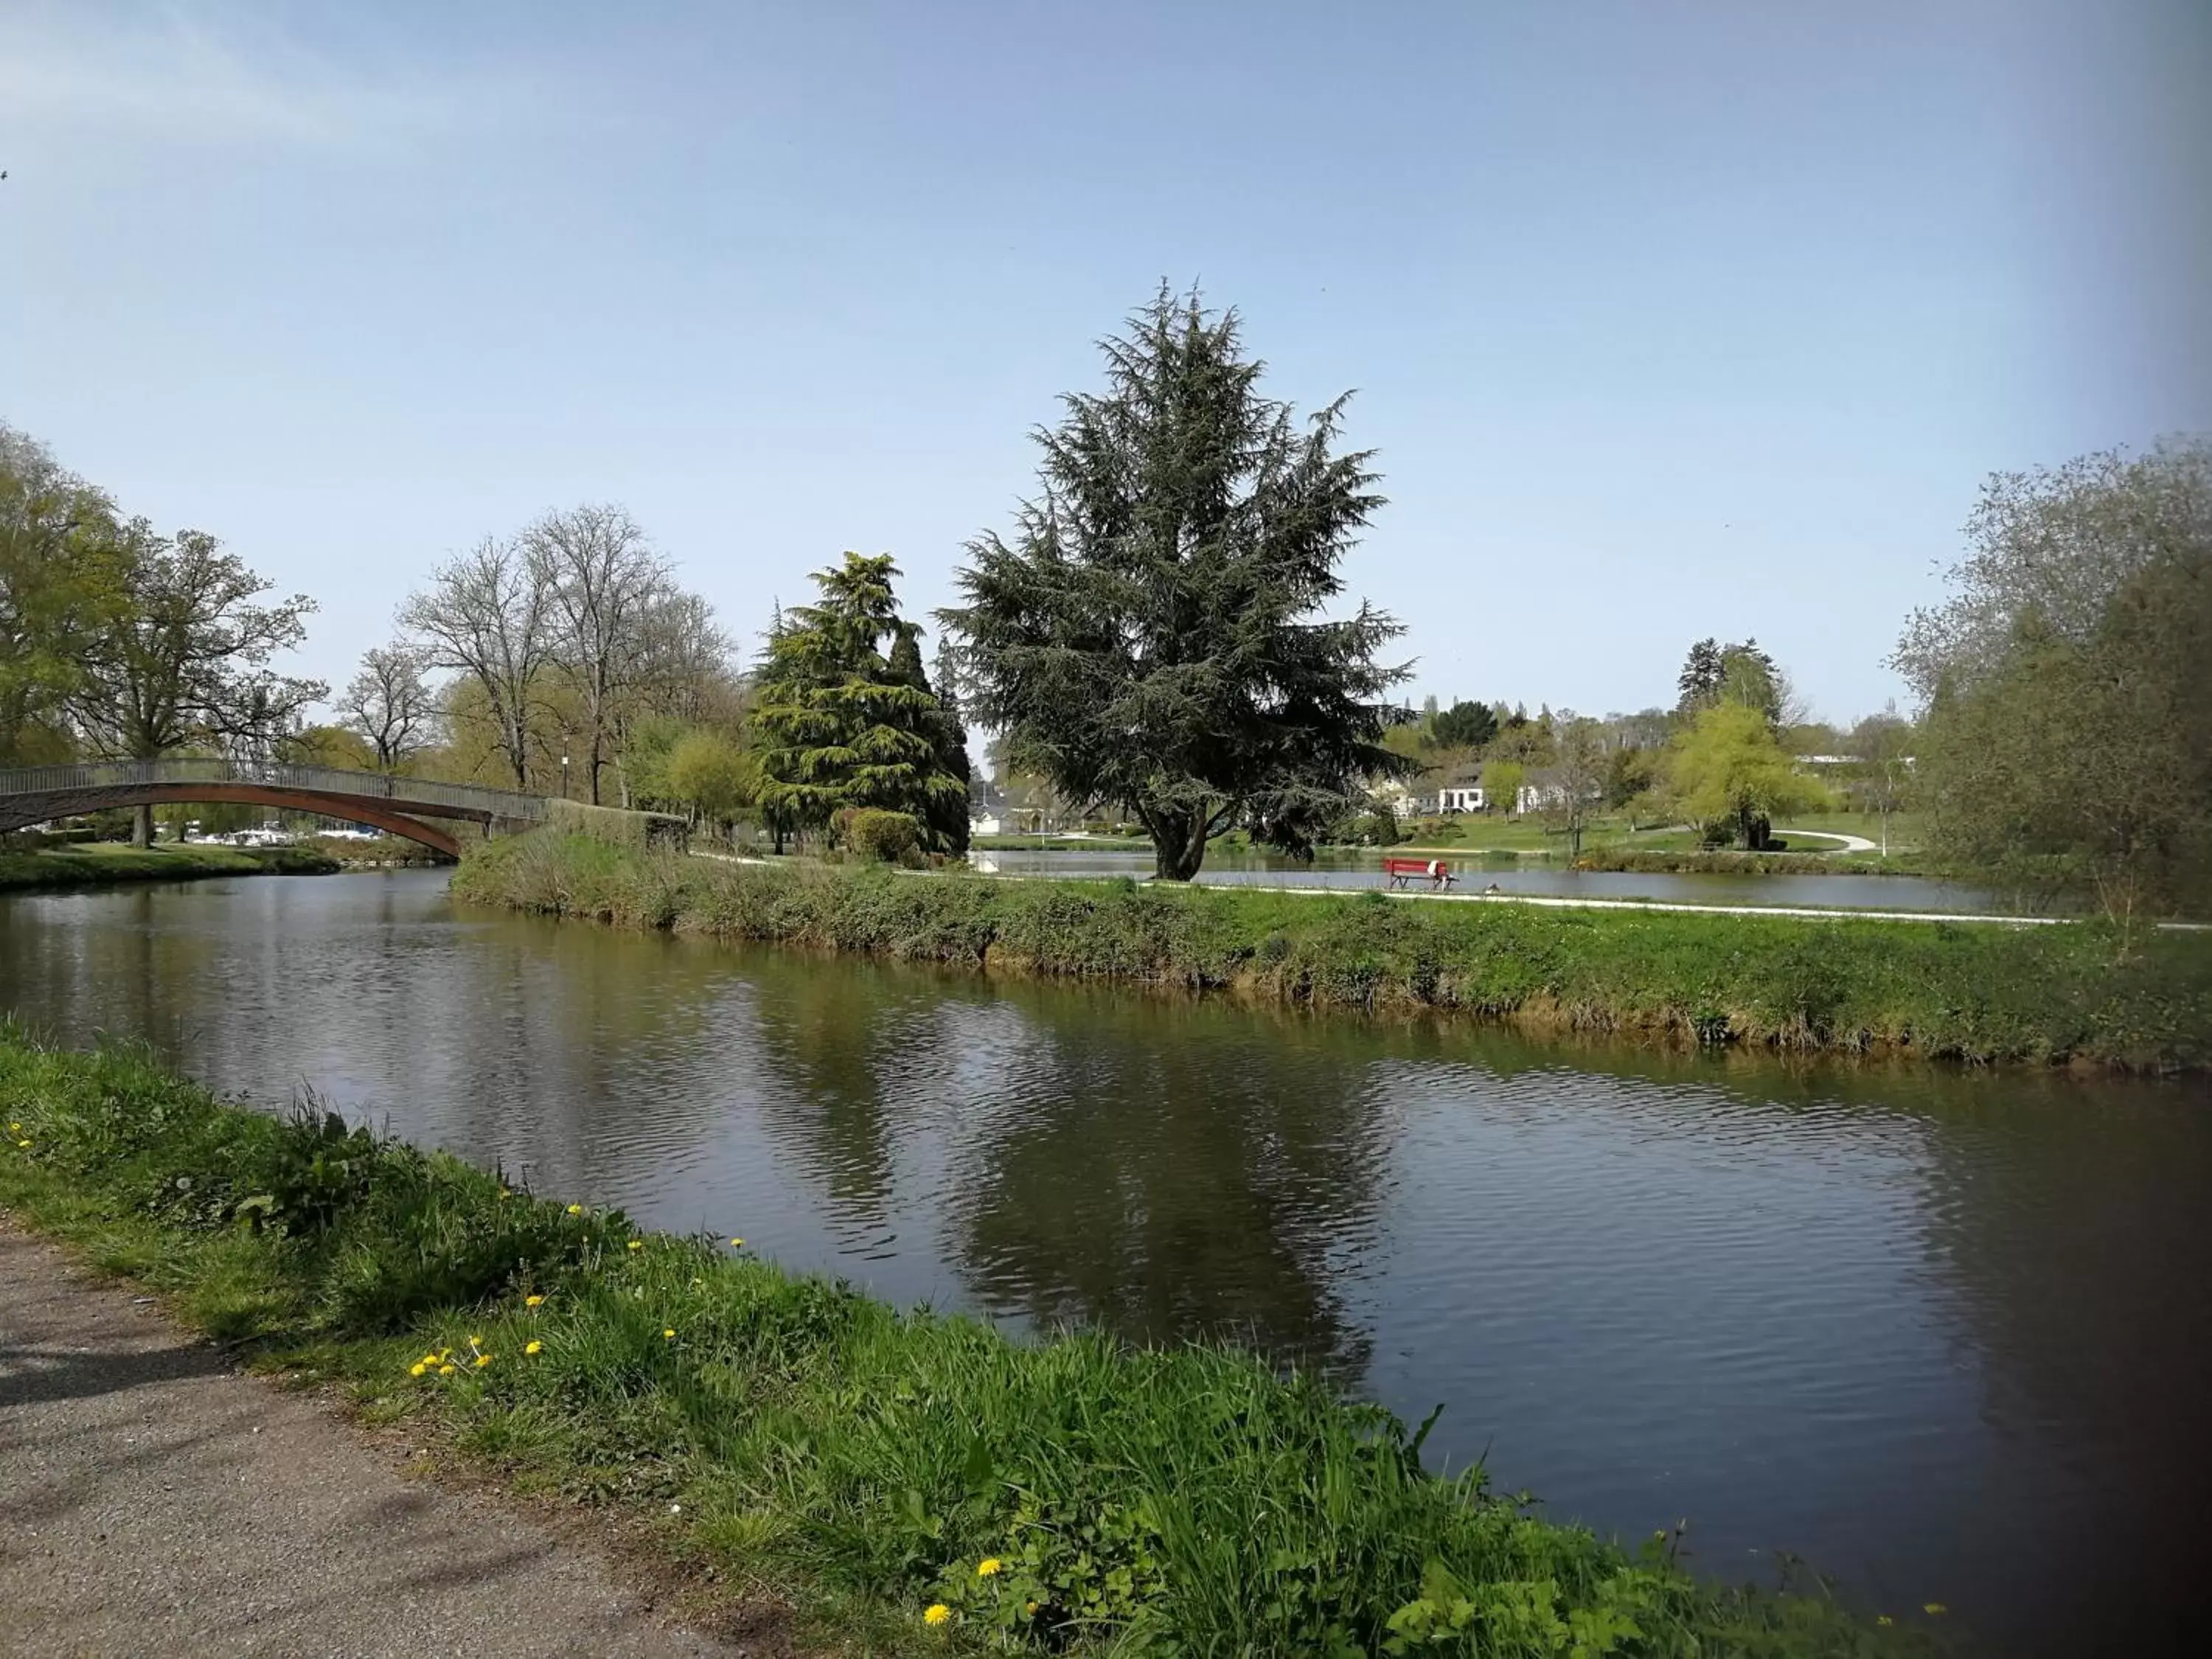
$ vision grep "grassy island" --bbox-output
[453,832,2211,1074]
[0,1028,1922,1655]
[0,841,339,892]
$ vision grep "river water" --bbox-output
[4,870,2205,1655]
[972,849,2008,913]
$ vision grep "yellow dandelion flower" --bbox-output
[566,1203,583,1215]
[1924,1603,1947,1616]
[1025,1601,1039,1617]
[922,1604,951,1627]
[662,1327,675,1340]
[420,1353,439,1366]
[728,1237,743,1248]
[524,1294,544,1308]
[525,1340,542,1355]
[977,1557,1003,1577]
[15,1139,29,1150]
[627,1239,644,1251]
[438,1347,453,1360]
[410,1362,428,1377]
[467,1334,482,1346]
[474,1353,492,1368]
[7,1121,18,1132]
[437,1363,456,1376]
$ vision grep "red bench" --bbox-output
[1382,856,1455,890]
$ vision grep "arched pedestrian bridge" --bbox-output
[0,760,555,859]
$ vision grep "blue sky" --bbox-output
[4,1,2207,726]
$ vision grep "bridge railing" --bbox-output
[0,759,551,821]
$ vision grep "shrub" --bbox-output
[843,807,924,863]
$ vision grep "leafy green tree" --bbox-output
[1717,640,1788,726]
[1895,441,2211,922]
[1484,759,1526,816]
[0,425,126,765]
[751,553,967,849]
[1666,703,1826,849]
[1431,698,1498,750]
[1675,639,1725,711]
[66,524,323,846]
[890,625,970,855]
[1602,744,1657,810]
[945,288,1408,879]
[1678,636,1790,726]
[283,724,376,770]
[664,726,757,838]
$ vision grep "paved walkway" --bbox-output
[1773,827,1879,853]
[0,1219,742,1659]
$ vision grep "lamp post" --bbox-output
[560,753,571,800]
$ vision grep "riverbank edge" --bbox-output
[453,832,2211,1073]
[0,1031,1914,1657]
[0,842,340,891]
[1565,849,1938,877]
[980,838,1940,877]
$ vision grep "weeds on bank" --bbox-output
[0,1026,1935,1656]
[455,833,2211,1072]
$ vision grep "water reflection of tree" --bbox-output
[945,989,1395,1381]
[739,953,947,1228]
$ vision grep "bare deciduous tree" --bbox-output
[399,536,554,790]
[525,504,672,804]
[338,640,435,771]
[1847,706,1915,856]
[1537,713,1609,858]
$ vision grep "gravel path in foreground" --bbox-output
[0,1219,741,1658]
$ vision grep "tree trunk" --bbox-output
[1147,809,1211,881]
[133,804,155,849]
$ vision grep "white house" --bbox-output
[1437,782,1486,813]
[1433,765,1487,813]
[969,778,1009,838]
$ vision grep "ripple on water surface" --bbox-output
[1,869,2206,1656]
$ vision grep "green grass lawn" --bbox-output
[0,841,338,891]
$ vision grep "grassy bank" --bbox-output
[456,832,2211,1071]
[0,1029,1919,1655]
[0,841,339,891]
[1571,849,1938,878]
